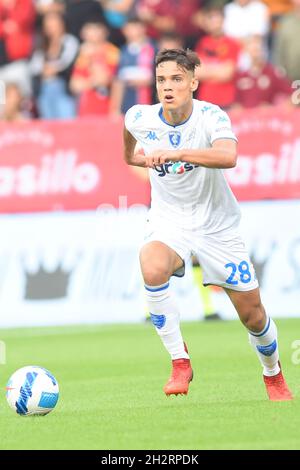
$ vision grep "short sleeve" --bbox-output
[206,106,237,144]
[124,105,143,135]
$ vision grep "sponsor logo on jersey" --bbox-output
[215,126,232,133]
[168,131,181,148]
[201,105,212,113]
[187,128,196,141]
[217,115,229,124]
[154,161,198,177]
[133,110,142,122]
[146,131,159,141]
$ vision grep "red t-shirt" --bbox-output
[235,63,291,108]
[0,0,35,62]
[71,42,119,116]
[195,35,240,107]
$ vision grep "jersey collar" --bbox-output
[158,104,194,128]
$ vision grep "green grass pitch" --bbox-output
[0,319,299,450]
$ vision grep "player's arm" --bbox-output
[123,127,147,167]
[178,138,237,168]
[143,139,237,169]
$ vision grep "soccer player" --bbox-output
[123,49,293,401]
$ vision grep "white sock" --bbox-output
[248,316,280,376]
[145,282,189,360]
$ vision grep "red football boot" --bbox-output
[263,363,293,401]
[163,343,193,396]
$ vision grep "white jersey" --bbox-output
[125,99,241,234]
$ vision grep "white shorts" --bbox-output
[142,216,258,292]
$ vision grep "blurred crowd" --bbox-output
[0,0,299,121]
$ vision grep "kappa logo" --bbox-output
[146,131,159,141]
[168,131,181,148]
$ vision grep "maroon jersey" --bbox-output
[235,63,291,108]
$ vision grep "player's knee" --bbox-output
[241,302,266,332]
[142,264,171,286]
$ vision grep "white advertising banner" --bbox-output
[0,201,299,328]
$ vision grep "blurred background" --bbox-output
[0,0,300,328]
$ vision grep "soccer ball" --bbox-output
[6,366,59,416]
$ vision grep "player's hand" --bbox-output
[144,150,181,168]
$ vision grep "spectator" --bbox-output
[157,31,184,51]
[64,0,108,40]
[137,0,201,48]
[235,35,292,108]
[263,0,293,19]
[35,1,65,37]
[110,17,155,114]
[35,0,65,15]
[224,0,270,41]
[195,5,240,109]
[70,22,119,117]
[273,0,300,82]
[99,0,138,46]
[262,0,293,51]
[30,11,79,119]
[0,0,36,96]
[0,82,29,121]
